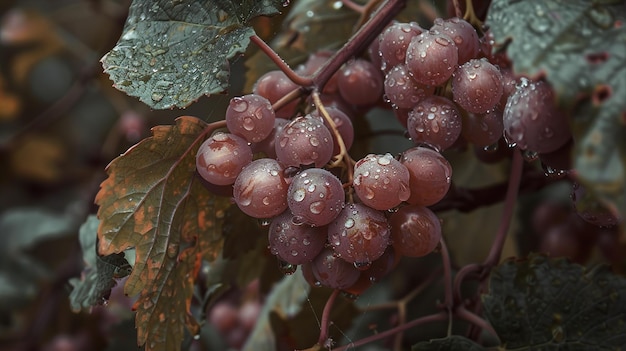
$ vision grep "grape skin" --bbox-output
[400,146,452,206]
[328,203,391,265]
[287,168,345,226]
[337,59,384,106]
[232,158,289,219]
[268,210,327,265]
[196,132,253,186]
[405,30,459,86]
[407,95,462,151]
[452,58,503,114]
[352,153,411,211]
[390,205,442,257]
[225,94,276,143]
[275,115,334,168]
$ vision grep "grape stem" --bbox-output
[452,0,463,18]
[439,238,454,336]
[250,35,313,87]
[483,148,523,269]
[317,289,340,347]
[341,0,365,13]
[313,0,406,91]
[463,0,483,30]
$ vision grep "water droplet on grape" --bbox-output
[310,201,324,214]
[243,117,255,131]
[354,261,371,270]
[293,189,306,202]
[231,97,248,112]
[344,218,355,228]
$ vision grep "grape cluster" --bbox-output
[195,15,583,295]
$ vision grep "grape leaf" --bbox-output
[69,215,131,312]
[482,255,626,350]
[95,116,231,350]
[487,0,626,223]
[242,269,311,351]
[412,335,486,351]
[101,0,285,109]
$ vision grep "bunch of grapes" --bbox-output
[194,15,596,295]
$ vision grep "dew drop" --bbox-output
[310,201,324,214]
[293,189,306,202]
[344,218,355,229]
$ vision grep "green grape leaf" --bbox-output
[486,0,626,223]
[242,269,311,351]
[101,0,285,109]
[483,255,626,350]
[95,116,231,351]
[412,335,487,351]
[69,215,131,312]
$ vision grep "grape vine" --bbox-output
[66,0,626,350]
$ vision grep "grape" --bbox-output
[384,64,435,109]
[311,106,354,156]
[233,158,288,219]
[352,153,410,211]
[503,78,572,153]
[390,205,441,257]
[430,17,479,64]
[400,146,452,206]
[275,115,334,168]
[461,107,504,147]
[268,210,327,265]
[342,246,398,297]
[209,302,239,334]
[407,95,462,151]
[238,301,261,332]
[378,22,424,71]
[253,70,300,118]
[251,118,289,159]
[328,203,391,266]
[337,58,384,106]
[196,132,253,186]
[310,247,361,289]
[452,58,503,113]
[405,30,458,86]
[225,94,276,143]
[287,168,345,226]
[539,220,592,263]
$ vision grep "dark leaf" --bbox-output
[487,0,626,225]
[102,0,285,109]
[412,335,487,351]
[95,116,231,350]
[483,254,626,350]
[242,270,311,351]
[69,215,131,312]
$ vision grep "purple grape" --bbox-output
[233,158,288,219]
[275,115,334,168]
[431,17,479,64]
[287,168,345,226]
[311,106,354,156]
[310,247,361,289]
[405,30,458,86]
[352,153,411,211]
[452,58,503,114]
[400,146,452,207]
[196,132,253,186]
[268,210,327,265]
[390,205,441,257]
[503,79,571,153]
[461,107,504,147]
[328,203,391,266]
[407,95,462,151]
[226,94,276,143]
[337,59,384,106]
[254,70,300,119]
[384,64,435,109]
[378,22,424,71]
